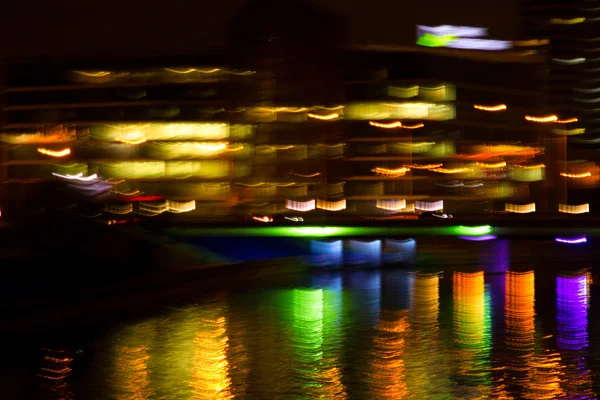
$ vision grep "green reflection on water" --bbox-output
[65,270,599,399]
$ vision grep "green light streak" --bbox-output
[453,225,492,236]
[166,225,494,238]
[416,33,458,47]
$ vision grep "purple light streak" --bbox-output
[556,237,587,244]
[458,235,497,241]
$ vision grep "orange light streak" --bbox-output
[560,172,592,178]
[405,163,443,170]
[476,161,506,168]
[473,104,507,111]
[37,147,71,157]
[116,137,147,145]
[432,167,472,174]
[513,164,546,169]
[372,167,410,176]
[555,118,578,124]
[402,123,425,129]
[290,172,321,177]
[307,113,340,120]
[369,121,402,129]
[525,115,558,122]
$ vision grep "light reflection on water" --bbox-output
[36,260,598,398]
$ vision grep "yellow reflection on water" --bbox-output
[406,273,453,399]
[112,323,154,400]
[190,315,233,399]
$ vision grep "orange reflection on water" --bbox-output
[38,349,74,400]
[453,271,491,396]
[370,309,409,399]
[114,345,153,400]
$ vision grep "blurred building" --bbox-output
[0,1,590,222]
[523,0,600,134]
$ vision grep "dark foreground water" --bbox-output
[8,237,600,399]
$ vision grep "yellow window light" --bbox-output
[558,204,589,214]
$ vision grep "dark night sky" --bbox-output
[2,0,522,59]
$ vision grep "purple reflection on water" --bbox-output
[557,275,588,351]
[485,240,509,335]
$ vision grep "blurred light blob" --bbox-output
[37,147,71,157]
[549,17,585,24]
[344,102,455,121]
[415,200,443,211]
[252,216,273,223]
[167,200,196,213]
[473,104,507,111]
[104,203,134,215]
[286,200,316,212]
[52,172,98,181]
[505,203,536,213]
[1,131,74,144]
[344,240,382,267]
[316,199,347,211]
[284,217,303,222]
[417,25,488,37]
[559,204,590,214]
[556,237,587,244]
[310,239,343,267]
[456,225,492,235]
[376,199,406,211]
